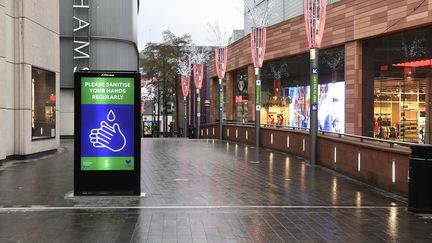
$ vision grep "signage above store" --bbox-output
[235,96,249,103]
[392,59,432,68]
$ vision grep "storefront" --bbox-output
[32,67,56,139]
[234,69,249,122]
[363,26,432,144]
[260,46,345,132]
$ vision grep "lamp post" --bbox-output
[181,75,190,137]
[304,0,327,165]
[193,64,204,139]
[215,47,228,140]
[250,27,267,148]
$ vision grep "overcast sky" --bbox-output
[137,0,244,51]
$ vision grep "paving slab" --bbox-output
[0,138,430,242]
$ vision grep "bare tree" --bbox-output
[140,30,193,136]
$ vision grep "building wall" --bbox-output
[222,0,432,76]
[59,0,139,136]
[345,41,363,135]
[0,0,6,160]
[244,0,341,35]
[211,0,432,136]
[1,0,60,160]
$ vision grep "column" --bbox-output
[426,76,431,144]
[345,41,363,135]
[209,77,217,123]
[247,65,256,122]
[0,2,5,160]
[226,72,234,121]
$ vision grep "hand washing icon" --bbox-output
[89,110,126,152]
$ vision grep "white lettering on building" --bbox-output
[73,0,90,71]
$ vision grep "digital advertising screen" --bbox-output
[143,121,153,137]
[74,72,140,195]
[288,86,310,128]
[318,82,345,133]
[80,76,135,170]
[287,82,345,132]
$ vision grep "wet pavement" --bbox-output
[0,138,431,242]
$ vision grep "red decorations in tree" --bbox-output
[250,27,267,68]
[215,47,228,79]
[304,0,327,49]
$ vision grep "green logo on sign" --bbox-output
[311,74,318,105]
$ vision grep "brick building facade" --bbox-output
[208,0,432,144]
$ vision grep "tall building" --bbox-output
[0,0,60,161]
[59,0,140,136]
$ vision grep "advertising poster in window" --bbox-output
[289,86,310,128]
[287,83,344,132]
[318,82,345,133]
[143,121,153,137]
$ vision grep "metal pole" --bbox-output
[184,96,187,138]
[309,48,319,165]
[196,88,201,139]
[255,67,261,148]
[219,78,224,140]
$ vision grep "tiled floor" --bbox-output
[0,138,431,242]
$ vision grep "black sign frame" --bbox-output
[74,71,141,195]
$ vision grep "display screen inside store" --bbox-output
[260,82,345,133]
[259,46,345,133]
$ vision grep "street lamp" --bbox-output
[250,27,267,148]
[207,21,230,141]
[191,47,209,139]
[304,0,327,165]
[177,56,192,138]
[181,75,190,137]
[215,47,227,140]
[193,63,204,139]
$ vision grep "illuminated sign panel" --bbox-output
[74,72,140,195]
[80,77,135,170]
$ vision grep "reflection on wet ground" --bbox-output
[0,139,431,242]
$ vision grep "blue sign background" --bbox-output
[81,104,134,157]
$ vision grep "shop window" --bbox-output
[260,46,345,132]
[363,26,432,144]
[32,67,56,139]
[234,69,249,122]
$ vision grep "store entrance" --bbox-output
[374,74,427,143]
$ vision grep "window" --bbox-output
[363,26,432,143]
[234,69,249,122]
[260,46,345,132]
[32,67,56,139]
